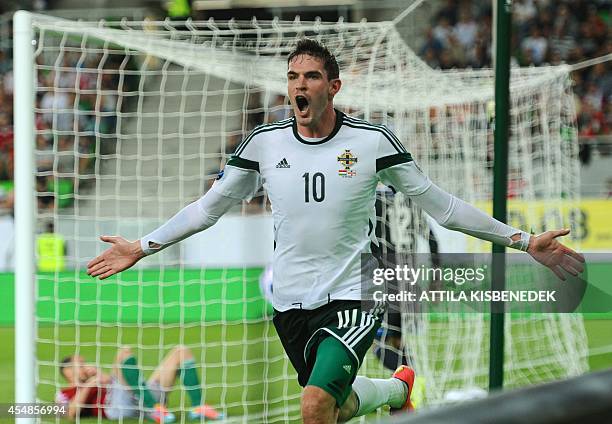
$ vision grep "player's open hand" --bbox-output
[526,229,585,281]
[87,236,145,280]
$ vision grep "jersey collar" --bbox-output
[292,109,344,145]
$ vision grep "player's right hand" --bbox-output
[87,236,145,280]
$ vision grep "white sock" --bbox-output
[352,376,407,416]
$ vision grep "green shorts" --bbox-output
[273,300,385,406]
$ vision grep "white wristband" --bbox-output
[509,231,531,252]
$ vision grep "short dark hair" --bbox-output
[59,355,74,380]
[287,38,339,80]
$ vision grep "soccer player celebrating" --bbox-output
[57,346,222,422]
[88,39,584,423]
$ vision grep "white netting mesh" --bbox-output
[26,13,587,421]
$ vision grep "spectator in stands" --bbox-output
[56,55,78,89]
[549,23,577,62]
[36,176,54,211]
[552,3,578,39]
[418,0,609,138]
[419,28,444,59]
[513,0,537,38]
[76,92,96,133]
[578,22,600,58]
[435,0,459,27]
[56,136,76,175]
[578,100,605,138]
[422,47,441,69]
[433,16,454,50]
[77,136,95,176]
[438,49,457,70]
[583,81,605,112]
[99,92,118,134]
[521,26,548,65]
[40,85,73,131]
[585,4,607,45]
[453,10,478,50]
[588,63,612,99]
[0,17,140,215]
[35,132,54,172]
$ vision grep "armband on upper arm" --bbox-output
[211,164,261,201]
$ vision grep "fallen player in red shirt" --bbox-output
[56,346,223,422]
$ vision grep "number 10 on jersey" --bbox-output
[302,172,325,202]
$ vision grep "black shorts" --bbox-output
[273,300,385,387]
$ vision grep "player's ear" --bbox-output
[329,78,341,98]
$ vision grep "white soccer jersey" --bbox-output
[142,111,528,312]
[213,111,418,311]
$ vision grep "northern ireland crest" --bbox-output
[337,149,358,178]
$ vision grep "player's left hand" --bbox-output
[526,229,585,281]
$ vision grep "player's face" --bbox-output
[287,54,341,128]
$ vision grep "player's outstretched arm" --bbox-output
[87,191,238,280]
[378,162,584,280]
[524,229,584,281]
[87,236,145,280]
[88,165,260,280]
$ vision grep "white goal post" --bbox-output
[14,10,587,422]
[14,10,36,416]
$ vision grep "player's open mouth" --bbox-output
[295,95,309,113]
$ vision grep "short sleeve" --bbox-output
[211,165,261,200]
[213,127,264,199]
[378,161,432,196]
[226,127,261,172]
[374,127,413,173]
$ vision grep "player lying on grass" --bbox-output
[87,39,584,423]
[57,346,222,422]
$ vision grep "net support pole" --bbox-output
[489,0,512,391]
[13,10,36,415]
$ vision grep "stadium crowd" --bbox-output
[0,41,129,213]
[419,0,611,159]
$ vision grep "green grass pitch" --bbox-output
[0,323,303,423]
[0,321,611,423]
[0,264,611,423]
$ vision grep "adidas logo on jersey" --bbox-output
[343,365,352,374]
[276,158,291,168]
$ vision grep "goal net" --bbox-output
[16,11,587,421]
